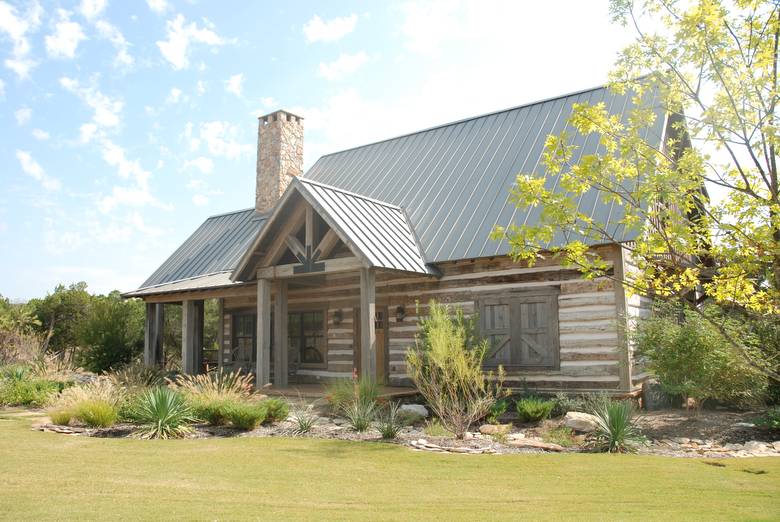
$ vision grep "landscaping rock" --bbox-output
[400,404,429,418]
[479,424,511,435]
[772,441,780,451]
[507,438,565,452]
[733,422,755,428]
[743,441,769,453]
[564,411,599,433]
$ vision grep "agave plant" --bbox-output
[587,400,646,453]
[130,387,196,439]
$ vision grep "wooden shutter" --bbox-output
[482,298,511,368]
[511,294,558,368]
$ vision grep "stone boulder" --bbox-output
[479,424,512,435]
[564,411,600,433]
[400,404,429,418]
[507,438,565,452]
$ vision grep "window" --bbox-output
[479,290,559,370]
[232,313,256,364]
[288,311,326,368]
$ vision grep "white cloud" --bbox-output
[0,1,42,78]
[0,78,5,96]
[184,156,214,174]
[225,73,243,96]
[196,80,206,95]
[16,150,61,191]
[45,9,86,59]
[14,106,30,125]
[97,138,170,213]
[32,128,49,140]
[166,87,182,103]
[398,0,461,56]
[59,76,123,129]
[196,121,252,160]
[192,194,208,206]
[156,14,225,70]
[78,0,107,20]
[94,19,133,68]
[146,0,168,15]
[79,122,98,143]
[318,51,368,80]
[303,14,357,43]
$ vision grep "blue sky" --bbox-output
[0,0,632,300]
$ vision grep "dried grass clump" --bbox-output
[167,368,257,402]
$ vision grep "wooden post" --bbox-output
[273,280,288,387]
[182,300,198,375]
[144,303,164,368]
[194,300,204,373]
[256,279,272,387]
[613,246,634,392]
[360,267,376,380]
[217,298,224,371]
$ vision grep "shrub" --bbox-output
[130,387,196,439]
[756,406,780,430]
[168,368,255,402]
[225,402,267,430]
[192,398,237,426]
[551,392,587,417]
[633,303,767,410]
[587,400,646,453]
[406,301,505,439]
[516,396,555,423]
[398,410,425,426]
[423,418,452,437]
[75,292,144,373]
[343,398,377,432]
[48,408,73,425]
[0,378,62,407]
[74,399,118,428]
[486,398,510,424]
[375,402,403,439]
[325,377,378,414]
[543,426,576,447]
[261,398,289,424]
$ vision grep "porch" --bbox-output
[263,383,418,400]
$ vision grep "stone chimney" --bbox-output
[255,110,304,213]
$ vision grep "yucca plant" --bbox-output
[130,387,196,439]
[587,400,646,453]
[343,398,377,432]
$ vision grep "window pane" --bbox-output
[288,311,325,366]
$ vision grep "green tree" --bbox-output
[28,282,91,358]
[76,292,144,373]
[492,0,779,376]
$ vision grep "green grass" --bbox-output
[0,409,779,521]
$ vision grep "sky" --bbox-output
[0,0,634,300]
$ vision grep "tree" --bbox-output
[76,292,144,373]
[492,0,779,377]
[28,282,91,359]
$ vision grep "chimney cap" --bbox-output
[257,109,304,123]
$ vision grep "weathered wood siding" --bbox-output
[206,244,632,392]
[620,245,653,390]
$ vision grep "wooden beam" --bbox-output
[314,228,340,260]
[360,267,376,380]
[194,300,204,373]
[613,246,633,392]
[273,280,288,387]
[284,235,306,262]
[305,205,314,249]
[257,256,363,280]
[217,298,224,372]
[261,205,307,267]
[182,300,198,375]
[256,279,271,387]
[143,303,155,367]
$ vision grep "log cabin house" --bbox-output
[124,83,664,395]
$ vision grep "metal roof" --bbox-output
[124,272,243,297]
[132,208,266,291]
[129,82,667,295]
[304,84,666,262]
[232,178,433,280]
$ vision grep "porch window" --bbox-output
[232,313,256,364]
[288,311,326,368]
[478,289,560,370]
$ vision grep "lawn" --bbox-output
[0,410,778,521]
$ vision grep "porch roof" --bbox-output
[232,177,436,281]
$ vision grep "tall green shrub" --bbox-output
[75,292,144,373]
[406,301,505,438]
[633,303,767,410]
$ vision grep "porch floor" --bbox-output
[262,384,417,400]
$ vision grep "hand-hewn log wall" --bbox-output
[170,244,635,392]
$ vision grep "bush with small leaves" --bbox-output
[261,398,289,424]
[486,398,510,424]
[226,402,267,430]
[516,396,555,423]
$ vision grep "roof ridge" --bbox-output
[306,81,611,162]
[297,177,404,211]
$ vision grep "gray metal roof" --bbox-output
[124,272,242,297]
[235,178,432,278]
[129,83,667,295]
[131,208,266,292]
[305,84,666,262]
